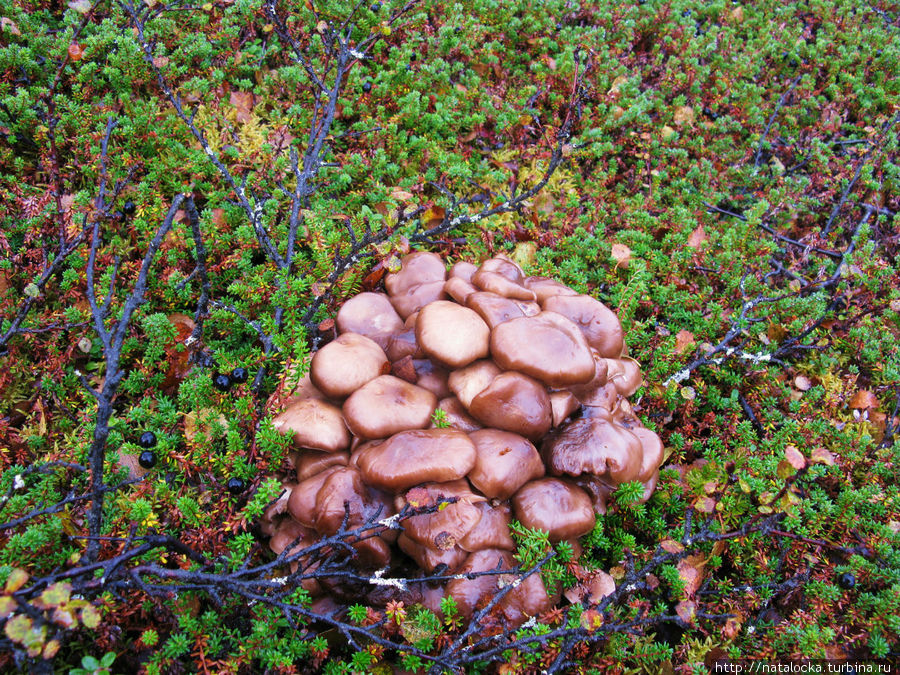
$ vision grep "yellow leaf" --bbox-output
[5,568,29,593]
[80,604,101,629]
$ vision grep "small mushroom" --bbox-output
[310,332,390,399]
[385,251,447,296]
[604,358,643,397]
[541,416,643,485]
[568,349,612,406]
[471,262,535,300]
[342,375,437,440]
[444,276,478,304]
[415,301,491,369]
[432,397,482,432]
[412,359,452,399]
[458,501,516,552]
[390,280,448,320]
[448,260,478,282]
[273,398,351,452]
[447,359,502,409]
[524,276,579,304]
[286,466,344,527]
[467,429,545,499]
[543,294,624,358]
[512,477,596,541]
[491,312,595,387]
[397,479,485,551]
[468,371,552,441]
[398,532,469,573]
[355,428,477,491]
[549,390,581,427]
[465,291,540,329]
[292,449,350,481]
[336,292,404,344]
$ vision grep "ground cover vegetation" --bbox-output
[0,0,898,671]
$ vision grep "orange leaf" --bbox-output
[849,389,879,409]
[811,447,835,466]
[784,445,806,470]
[611,243,631,268]
[67,43,84,61]
[230,91,254,123]
[687,225,708,248]
[674,329,695,354]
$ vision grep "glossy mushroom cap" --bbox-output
[385,251,447,296]
[292,450,350,481]
[448,359,502,409]
[433,397,483,432]
[524,276,579,304]
[467,429,545,500]
[273,399,351,452]
[342,375,437,440]
[355,428,477,491]
[543,294,625,358]
[542,415,644,485]
[444,276,478,304]
[398,479,485,551]
[310,332,390,399]
[491,312,595,387]
[512,478,596,542]
[287,466,344,527]
[465,291,540,329]
[415,300,491,368]
[468,371,552,441]
[458,502,516,552]
[604,358,643,397]
[336,292,404,342]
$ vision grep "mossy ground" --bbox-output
[1,0,898,672]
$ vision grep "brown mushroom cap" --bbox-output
[604,358,643,397]
[447,359,502,409]
[524,276,579,304]
[287,466,344,527]
[543,294,625,358]
[342,375,437,440]
[273,398,351,452]
[384,328,424,362]
[398,533,469,573]
[467,429,545,500]
[458,502,516,552]
[336,292,404,340]
[385,251,447,296]
[310,333,390,399]
[471,269,536,301]
[313,466,395,535]
[390,280,448,320]
[465,291,539,329]
[511,478,596,542]
[293,450,350,481]
[449,260,478,282]
[444,548,515,619]
[415,301,491,369]
[433,397,483,432]
[355,428,477,491]
[568,349,612,406]
[444,276,478,304]
[549,390,581,427]
[411,359,451,399]
[491,312,595,387]
[468,372,552,441]
[398,479,485,551]
[542,416,643,484]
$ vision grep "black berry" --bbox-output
[113,210,125,222]
[122,200,137,216]
[837,572,856,590]
[196,351,216,368]
[370,2,381,11]
[362,81,372,93]
[230,367,249,384]
[212,372,232,392]
[138,431,157,448]
[227,477,246,495]
[138,450,157,469]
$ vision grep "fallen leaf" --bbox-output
[153,56,169,68]
[687,225,708,248]
[67,43,85,61]
[230,91,254,123]
[811,447,835,465]
[673,105,695,126]
[607,75,628,96]
[660,539,684,554]
[587,571,616,603]
[784,446,806,470]
[1,17,21,34]
[849,390,879,410]
[5,568,29,593]
[674,329,695,354]
[660,125,676,141]
[675,600,696,624]
[611,243,631,268]
[67,0,92,13]
[677,554,706,596]
[390,187,414,202]
[794,375,812,391]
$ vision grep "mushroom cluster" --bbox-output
[262,252,664,624]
